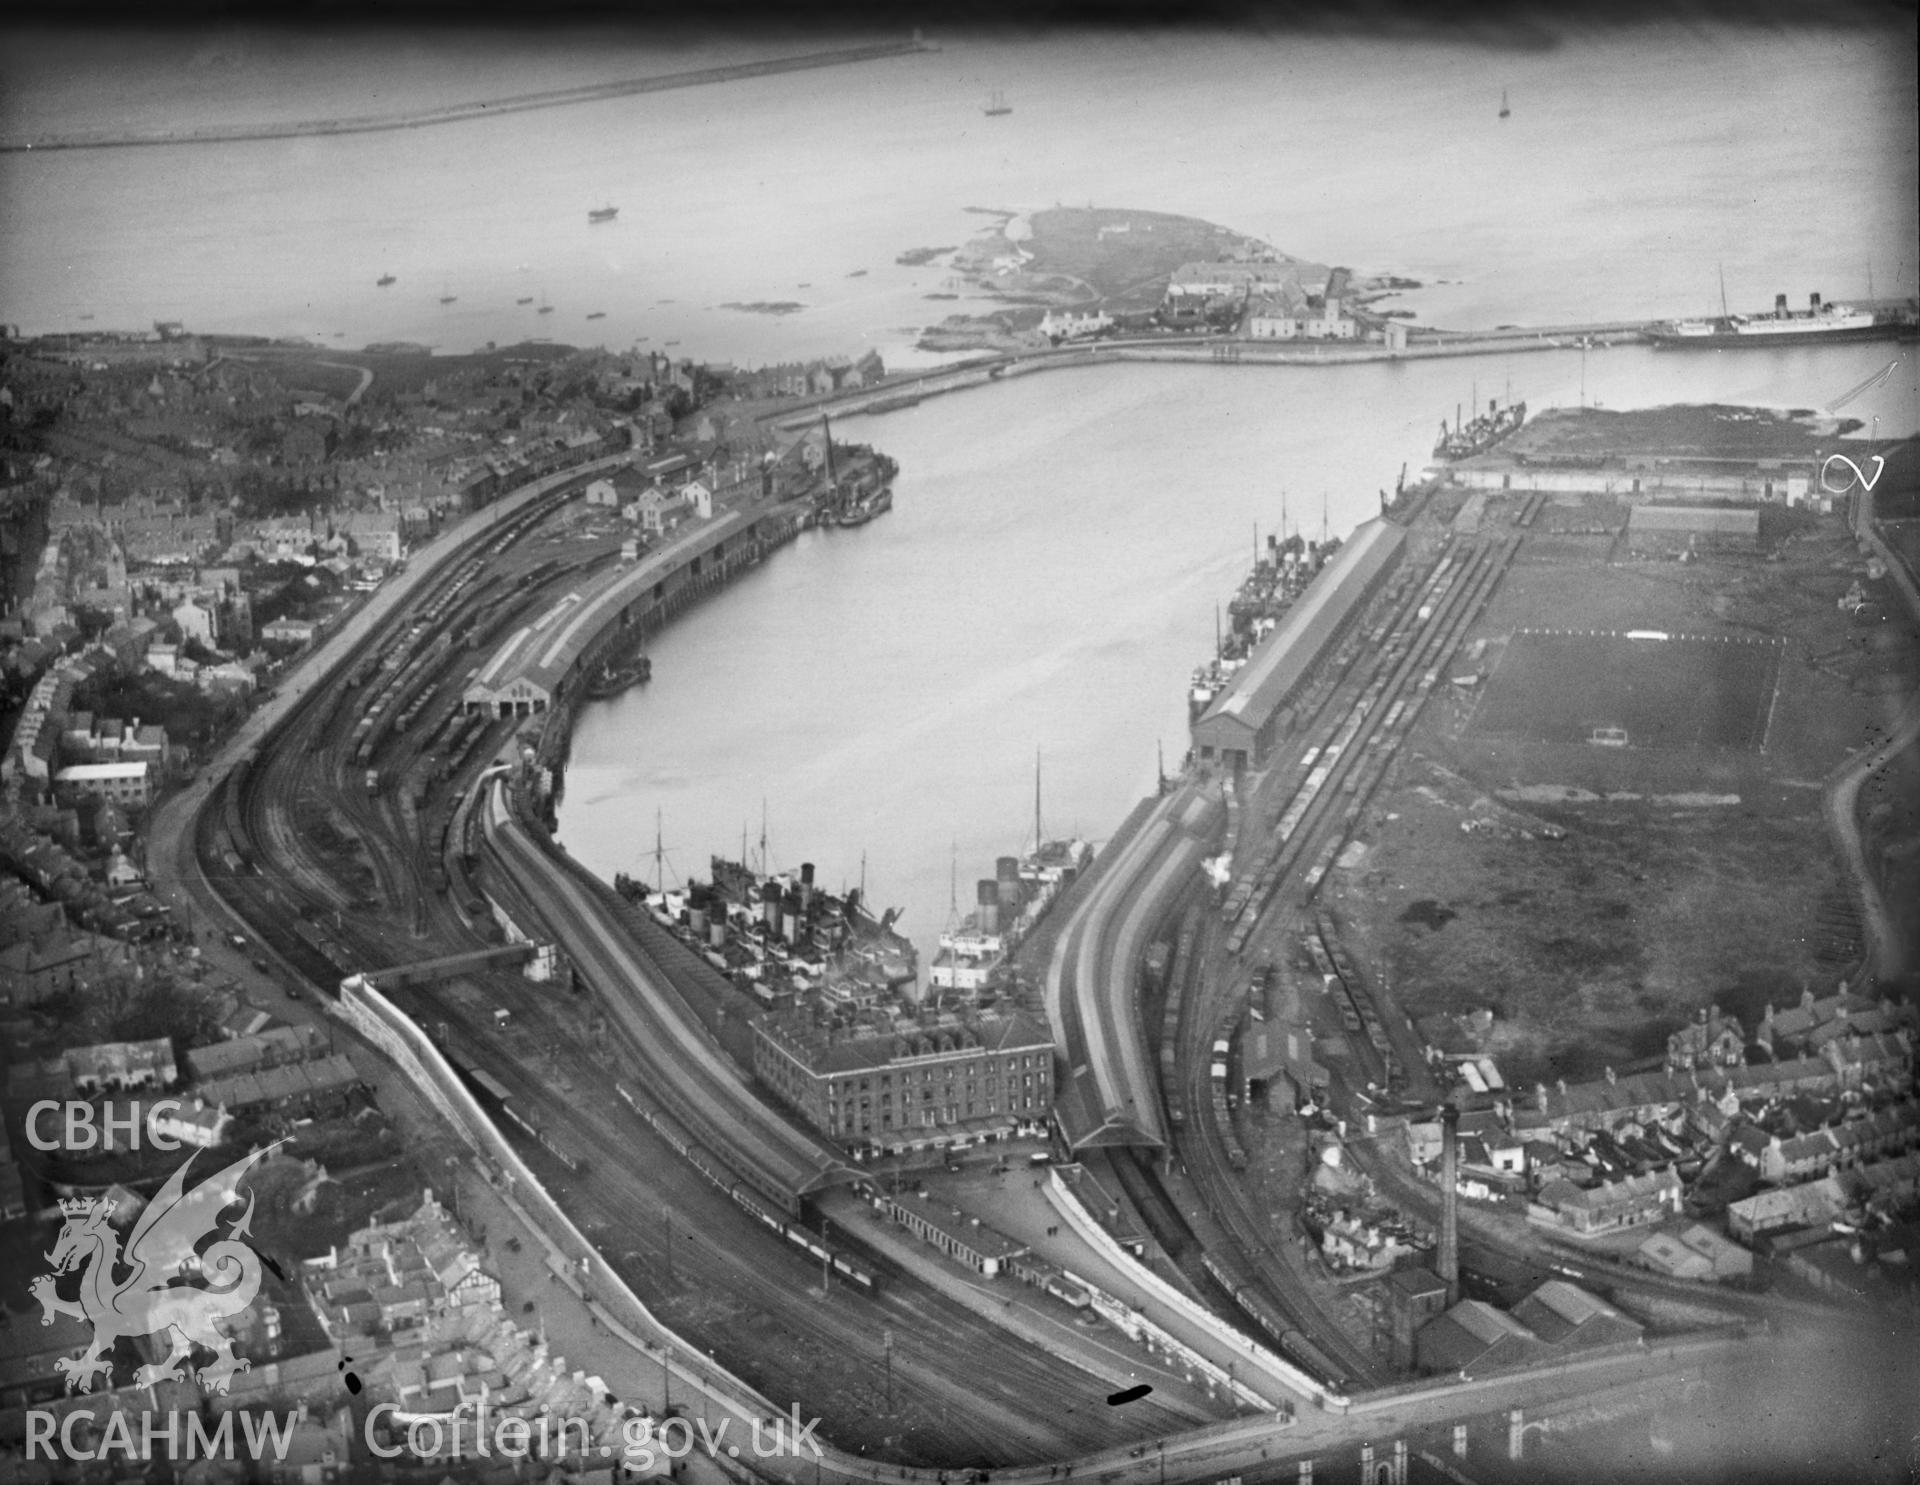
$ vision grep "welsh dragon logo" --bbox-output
[31,1143,281,1395]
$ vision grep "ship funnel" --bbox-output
[709,915,726,949]
[996,856,1021,905]
[762,882,781,929]
[1810,292,1822,312]
[1774,292,1789,318]
[976,880,1000,935]
[800,861,815,914]
[688,890,707,939]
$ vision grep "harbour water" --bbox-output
[555,341,1920,975]
[5,24,1917,971]
[3,27,1915,363]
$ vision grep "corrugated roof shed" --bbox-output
[1194,518,1405,754]
[468,510,751,707]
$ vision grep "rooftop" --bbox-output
[1197,519,1406,736]
[471,507,753,698]
[882,1190,1030,1260]
[759,1008,1052,1077]
[54,761,149,780]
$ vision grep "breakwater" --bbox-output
[0,39,931,154]
[768,325,1650,431]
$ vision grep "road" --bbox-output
[1827,479,1920,984]
[315,358,373,406]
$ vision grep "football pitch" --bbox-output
[1468,629,1783,750]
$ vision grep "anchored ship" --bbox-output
[589,205,619,223]
[835,486,893,527]
[584,655,649,699]
[1190,521,1341,721]
[931,757,1091,994]
[377,273,396,287]
[817,418,899,527]
[1433,395,1526,461]
[1647,291,1916,348]
[618,853,918,1011]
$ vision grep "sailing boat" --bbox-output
[1498,88,1510,119]
[984,90,1012,117]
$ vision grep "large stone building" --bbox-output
[752,1009,1054,1153]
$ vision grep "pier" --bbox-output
[769,321,1654,432]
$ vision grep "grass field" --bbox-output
[1468,629,1782,751]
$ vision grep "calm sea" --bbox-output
[3,26,1916,359]
[4,24,1917,967]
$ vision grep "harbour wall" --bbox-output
[767,326,1648,431]
[0,40,933,153]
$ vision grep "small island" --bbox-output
[910,204,1421,353]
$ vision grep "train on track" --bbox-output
[615,1083,876,1290]
[1156,910,1201,1131]
[1210,1043,1249,1172]
[1200,1251,1349,1396]
[459,1065,587,1173]
[1306,917,1401,1083]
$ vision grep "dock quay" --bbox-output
[162,372,1844,1476]
[768,321,1655,432]
[461,498,807,721]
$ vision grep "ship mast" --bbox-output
[1034,747,1045,854]
[1718,263,1729,321]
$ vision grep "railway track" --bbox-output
[479,779,850,1210]
[407,987,1201,1461]
[1172,904,1382,1389]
